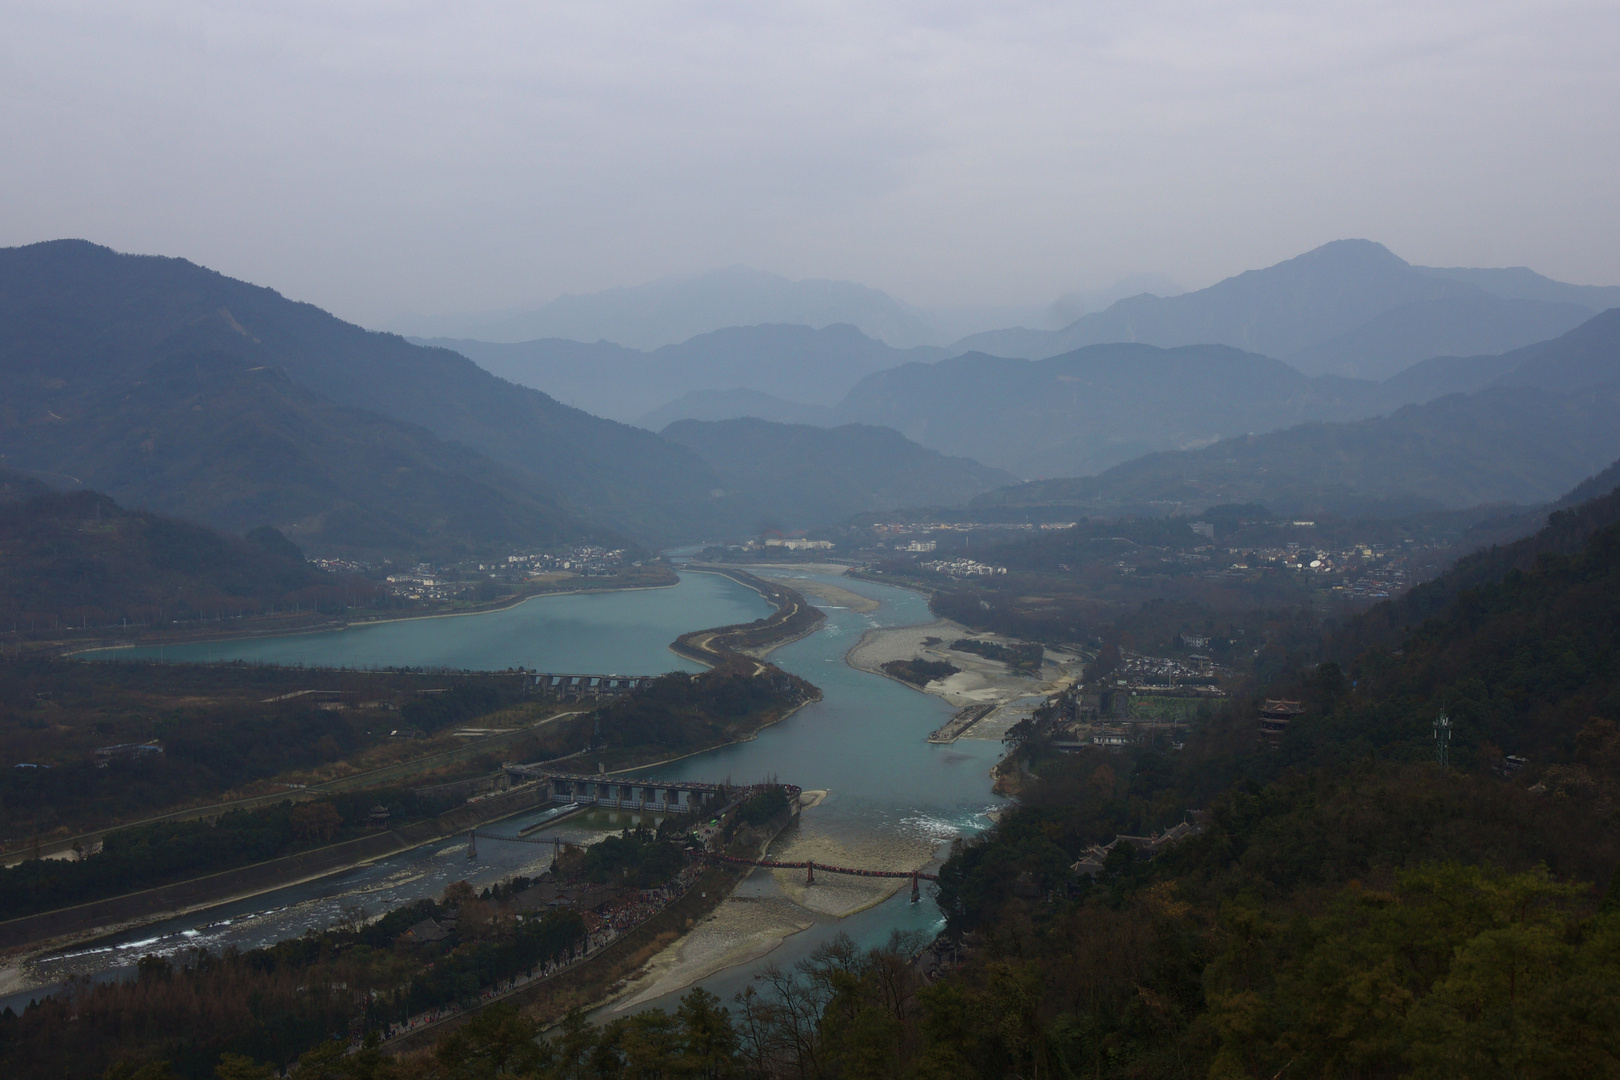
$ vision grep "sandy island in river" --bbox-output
[845,618,1085,741]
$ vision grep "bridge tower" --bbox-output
[805,860,815,886]
[910,872,920,903]
[467,830,477,859]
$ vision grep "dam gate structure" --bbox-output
[527,674,654,700]
[502,767,742,814]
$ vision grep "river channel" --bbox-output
[8,570,1004,1016]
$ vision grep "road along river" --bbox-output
[8,569,1005,1016]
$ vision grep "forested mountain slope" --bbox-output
[3,356,598,558]
[975,383,1620,518]
[0,474,348,629]
[0,240,742,545]
[914,460,1620,1079]
[836,342,1381,476]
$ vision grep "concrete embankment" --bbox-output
[0,784,553,953]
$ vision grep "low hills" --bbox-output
[970,309,1620,518]
[1287,293,1596,381]
[835,343,1381,477]
[975,384,1620,518]
[0,475,345,630]
[661,417,1015,530]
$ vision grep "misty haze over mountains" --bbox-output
[396,267,1191,351]
[394,266,949,350]
[430,240,1616,441]
[3,236,1618,552]
[421,240,1619,487]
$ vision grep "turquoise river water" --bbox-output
[9,570,1004,1016]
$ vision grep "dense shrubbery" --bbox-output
[397,680,527,735]
[881,658,958,687]
[736,784,790,827]
[949,637,1044,675]
[578,827,688,888]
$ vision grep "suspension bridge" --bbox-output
[464,829,936,901]
[463,774,934,902]
[700,852,937,902]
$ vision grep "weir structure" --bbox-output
[502,766,740,813]
[527,674,654,700]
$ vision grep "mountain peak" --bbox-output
[1288,238,1408,268]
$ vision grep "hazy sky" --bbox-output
[4,1,1617,326]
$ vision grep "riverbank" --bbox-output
[593,791,826,1016]
[387,792,813,1050]
[67,566,681,660]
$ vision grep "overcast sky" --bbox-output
[4,1,1617,326]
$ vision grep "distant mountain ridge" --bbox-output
[969,309,1620,518]
[431,242,1617,469]
[396,265,943,350]
[835,343,1383,478]
[946,240,1610,378]
[424,323,942,424]
[822,310,1620,479]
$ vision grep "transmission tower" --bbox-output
[1433,712,1453,767]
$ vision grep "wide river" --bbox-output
[9,570,1004,1016]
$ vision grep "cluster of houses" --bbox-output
[919,558,1007,577]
